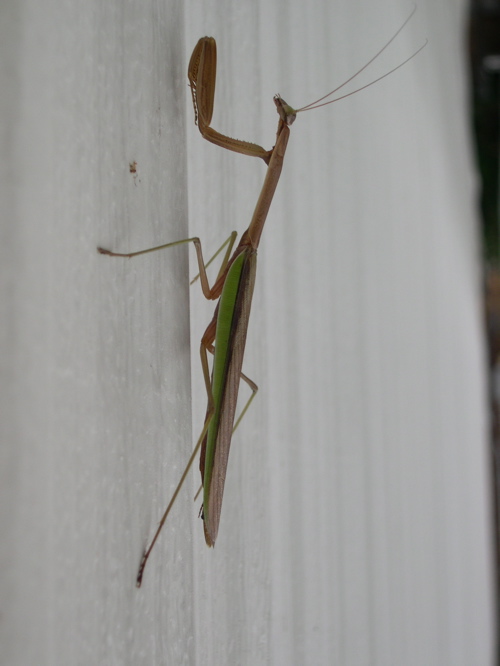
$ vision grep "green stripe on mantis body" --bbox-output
[203,246,257,544]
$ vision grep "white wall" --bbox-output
[1,0,495,664]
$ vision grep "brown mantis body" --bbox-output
[98,12,424,586]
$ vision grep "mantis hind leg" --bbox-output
[136,318,218,587]
[232,370,258,433]
[193,331,258,503]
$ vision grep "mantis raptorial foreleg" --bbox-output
[188,37,272,164]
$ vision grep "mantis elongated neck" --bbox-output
[247,121,290,249]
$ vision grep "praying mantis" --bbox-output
[98,10,424,587]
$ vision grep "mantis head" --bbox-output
[274,95,297,126]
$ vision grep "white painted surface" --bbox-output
[1,0,495,664]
